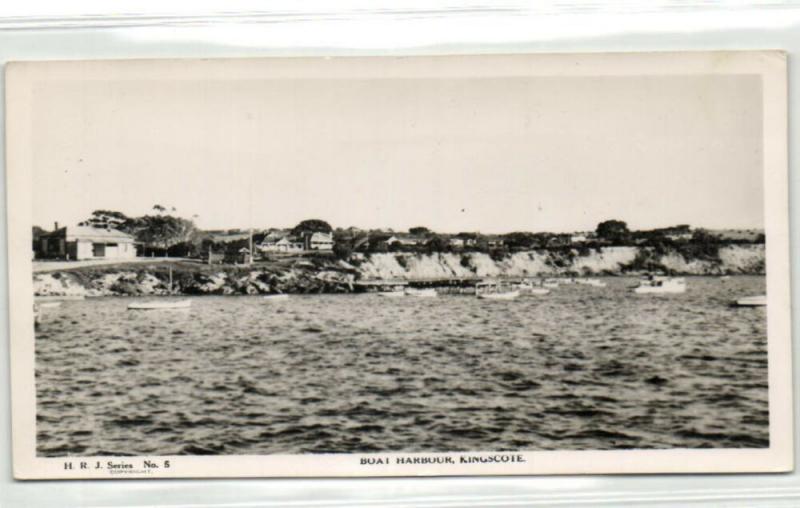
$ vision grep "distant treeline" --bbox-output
[34,211,765,261]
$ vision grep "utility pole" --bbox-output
[249,227,254,265]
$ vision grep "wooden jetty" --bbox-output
[353,276,533,294]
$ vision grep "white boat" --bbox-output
[405,288,437,298]
[734,295,766,307]
[577,278,607,288]
[127,299,192,310]
[478,290,520,300]
[35,295,85,301]
[542,279,560,289]
[263,294,290,302]
[476,281,519,300]
[633,276,686,294]
[513,280,551,295]
[38,302,62,309]
[128,267,192,310]
[377,291,405,298]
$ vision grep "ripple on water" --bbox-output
[34,277,769,456]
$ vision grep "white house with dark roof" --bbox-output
[258,232,304,253]
[307,232,334,251]
[37,225,137,260]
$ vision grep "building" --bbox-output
[258,230,333,253]
[485,236,505,249]
[37,225,137,260]
[260,235,304,253]
[306,232,334,251]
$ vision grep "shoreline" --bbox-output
[32,245,765,297]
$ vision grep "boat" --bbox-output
[38,302,62,309]
[478,289,520,300]
[35,295,85,302]
[513,280,531,290]
[263,294,290,301]
[476,281,519,300]
[542,279,560,289]
[377,291,405,298]
[734,295,766,307]
[633,276,686,294]
[128,266,192,310]
[405,288,437,297]
[128,300,192,310]
[577,278,607,288]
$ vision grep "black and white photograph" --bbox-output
[7,52,792,478]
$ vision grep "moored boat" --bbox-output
[263,294,290,302]
[513,279,551,295]
[128,266,192,310]
[377,291,405,298]
[734,295,766,307]
[127,300,192,310]
[577,278,607,287]
[478,290,520,300]
[35,295,86,302]
[476,281,519,300]
[633,276,686,294]
[405,288,437,298]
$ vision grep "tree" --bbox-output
[333,241,353,259]
[425,235,449,253]
[131,215,197,253]
[409,226,431,236]
[79,210,131,230]
[502,232,536,250]
[78,208,198,255]
[596,220,630,244]
[291,219,332,236]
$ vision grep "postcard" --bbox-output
[5,51,791,478]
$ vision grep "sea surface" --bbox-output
[35,276,769,456]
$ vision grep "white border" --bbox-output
[5,50,792,479]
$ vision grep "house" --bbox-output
[260,236,304,253]
[306,232,334,251]
[485,236,505,249]
[449,238,465,248]
[37,225,137,260]
[453,233,479,248]
[259,231,290,252]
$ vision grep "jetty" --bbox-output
[354,276,541,294]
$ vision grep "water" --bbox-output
[35,276,768,456]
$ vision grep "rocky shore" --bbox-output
[33,245,765,297]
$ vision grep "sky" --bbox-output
[30,61,764,234]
